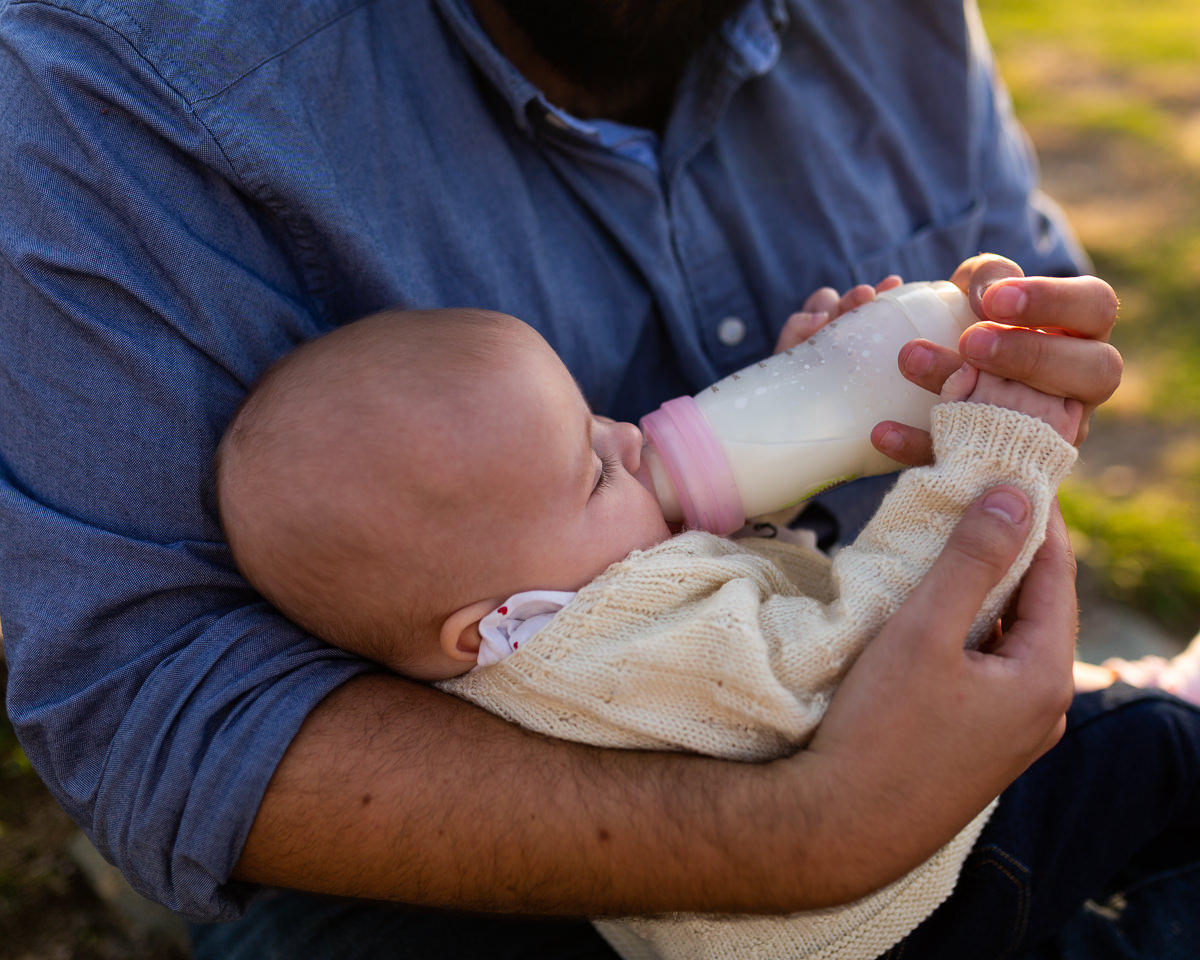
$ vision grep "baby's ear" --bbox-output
[439,598,501,664]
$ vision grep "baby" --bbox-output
[215,303,1086,959]
[216,307,673,682]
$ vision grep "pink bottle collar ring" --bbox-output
[639,396,744,536]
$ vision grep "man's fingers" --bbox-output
[959,324,1123,419]
[980,275,1119,340]
[951,254,1118,341]
[799,277,902,328]
[990,503,1078,672]
[983,504,1078,754]
[887,487,1033,653]
[896,338,963,396]
[871,420,933,467]
[951,254,1023,304]
[896,322,1122,447]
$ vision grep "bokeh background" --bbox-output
[3,2,1200,955]
[982,0,1200,638]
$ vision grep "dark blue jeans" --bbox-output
[192,686,1200,959]
[881,683,1200,959]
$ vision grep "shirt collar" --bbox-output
[433,0,788,139]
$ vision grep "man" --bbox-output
[6,2,1192,958]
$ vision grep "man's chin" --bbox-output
[490,0,749,90]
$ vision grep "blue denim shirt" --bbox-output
[0,0,1086,921]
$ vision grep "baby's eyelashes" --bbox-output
[594,453,621,494]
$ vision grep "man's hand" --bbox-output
[234,486,1079,917]
[874,254,1121,464]
[800,488,1077,901]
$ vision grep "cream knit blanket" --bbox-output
[440,402,1077,960]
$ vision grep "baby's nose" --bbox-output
[614,420,645,471]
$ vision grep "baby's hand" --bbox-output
[775,275,904,353]
[941,363,1082,443]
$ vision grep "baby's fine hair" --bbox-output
[214,307,521,665]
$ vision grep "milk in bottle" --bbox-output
[639,281,977,534]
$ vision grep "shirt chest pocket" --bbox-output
[848,198,987,287]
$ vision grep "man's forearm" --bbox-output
[235,491,1075,917]
[233,672,951,915]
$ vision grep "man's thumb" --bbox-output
[893,485,1033,644]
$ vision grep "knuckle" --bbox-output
[1033,330,1056,375]
[1007,327,1054,378]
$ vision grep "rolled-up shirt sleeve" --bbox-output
[0,3,370,920]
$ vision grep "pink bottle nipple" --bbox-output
[639,396,744,535]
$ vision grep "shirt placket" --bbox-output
[529,2,788,387]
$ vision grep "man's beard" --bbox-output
[493,1,750,93]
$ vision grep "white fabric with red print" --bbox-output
[475,590,577,668]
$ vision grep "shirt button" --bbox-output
[717,316,747,346]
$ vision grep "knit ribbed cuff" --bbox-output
[931,401,1078,489]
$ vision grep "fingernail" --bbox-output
[963,328,998,361]
[982,490,1028,525]
[988,284,1027,319]
[904,344,935,376]
[877,427,903,457]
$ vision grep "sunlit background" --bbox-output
[982,0,1200,640]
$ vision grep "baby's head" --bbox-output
[216,308,670,680]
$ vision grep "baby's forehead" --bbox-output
[447,342,585,450]
[325,315,580,473]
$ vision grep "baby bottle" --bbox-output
[639,281,976,534]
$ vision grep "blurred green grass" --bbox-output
[981,0,1200,68]
[981,0,1200,634]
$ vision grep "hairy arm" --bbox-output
[235,489,1074,914]
[0,1,1075,920]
